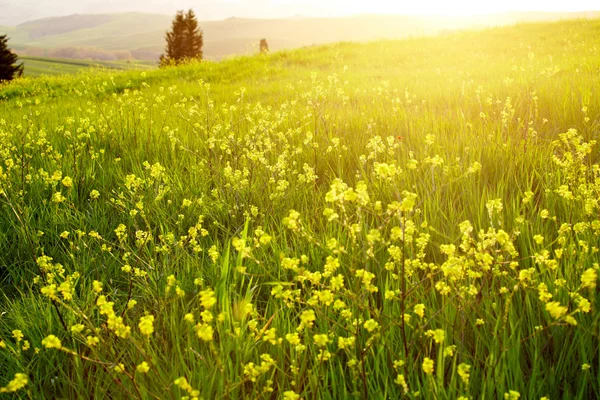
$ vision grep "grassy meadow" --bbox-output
[18,56,155,77]
[0,18,599,399]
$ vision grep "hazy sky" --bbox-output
[2,0,599,26]
[251,0,600,16]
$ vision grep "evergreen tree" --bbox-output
[160,11,187,66]
[184,9,203,60]
[0,35,24,82]
[160,9,203,67]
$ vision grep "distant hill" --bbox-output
[1,11,599,61]
[0,0,347,26]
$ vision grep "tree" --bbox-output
[160,11,187,66]
[0,35,24,82]
[160,9,203,67]
[184,10,203,60]
[260,39,269,54]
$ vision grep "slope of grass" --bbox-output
[2,11,600,61]
[18,56,155,77]
[0,18,599,399]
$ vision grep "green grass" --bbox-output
[18,56,155,77]
[0,18,599,399]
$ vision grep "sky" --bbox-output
[253,0,600,16]
[1,0,599,26]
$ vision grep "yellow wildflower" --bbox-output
[286,333,301,346]
[92,280,103,293]
[0,373,28,393]
[199,289,217,309]
[414,304,425,318]
[61,177,73,188]
[12,330,23,342]
[458,363,470,384]
[184,313,195,323]
[422,357,434,374]
[432,329,445,344]
[114,364,125,373]
[283,391,300,400]
[196,323,214,342]
[313,334,329,347]
[581,268,597,289]
[504,390,520,400]
[136,362,150,373]
[300,310,316,328]
[395,374,408,393]
[139,315,155,336]
[363,319,379,332]
[338,336,355,350]
[41,335,62,349]
[545,302,567,319]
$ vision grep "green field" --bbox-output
[0,18,599,399]
[18,56,155,77]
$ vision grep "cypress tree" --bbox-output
[184,9,203,60]
[160,9,203,67]
[0,35,24,82]
[160,11,187,66]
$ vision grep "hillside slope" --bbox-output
[0,19,599,399]
[19,56,155,77]
[1,11,600,61]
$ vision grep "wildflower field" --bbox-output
[1,18,599,399]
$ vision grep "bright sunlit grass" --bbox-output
[0,17,599,399]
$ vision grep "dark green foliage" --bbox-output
[0,35,24,82]
[160,11,186,65]
[185,10,203,60]
[160,9,203,67]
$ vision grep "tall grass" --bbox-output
[0,18,599,399]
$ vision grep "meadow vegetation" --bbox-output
[0,18,599,399]
[18,57,154,78]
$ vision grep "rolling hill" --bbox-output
[2,11,600,61]
[18,56,155,77]
[0,17,599,399]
